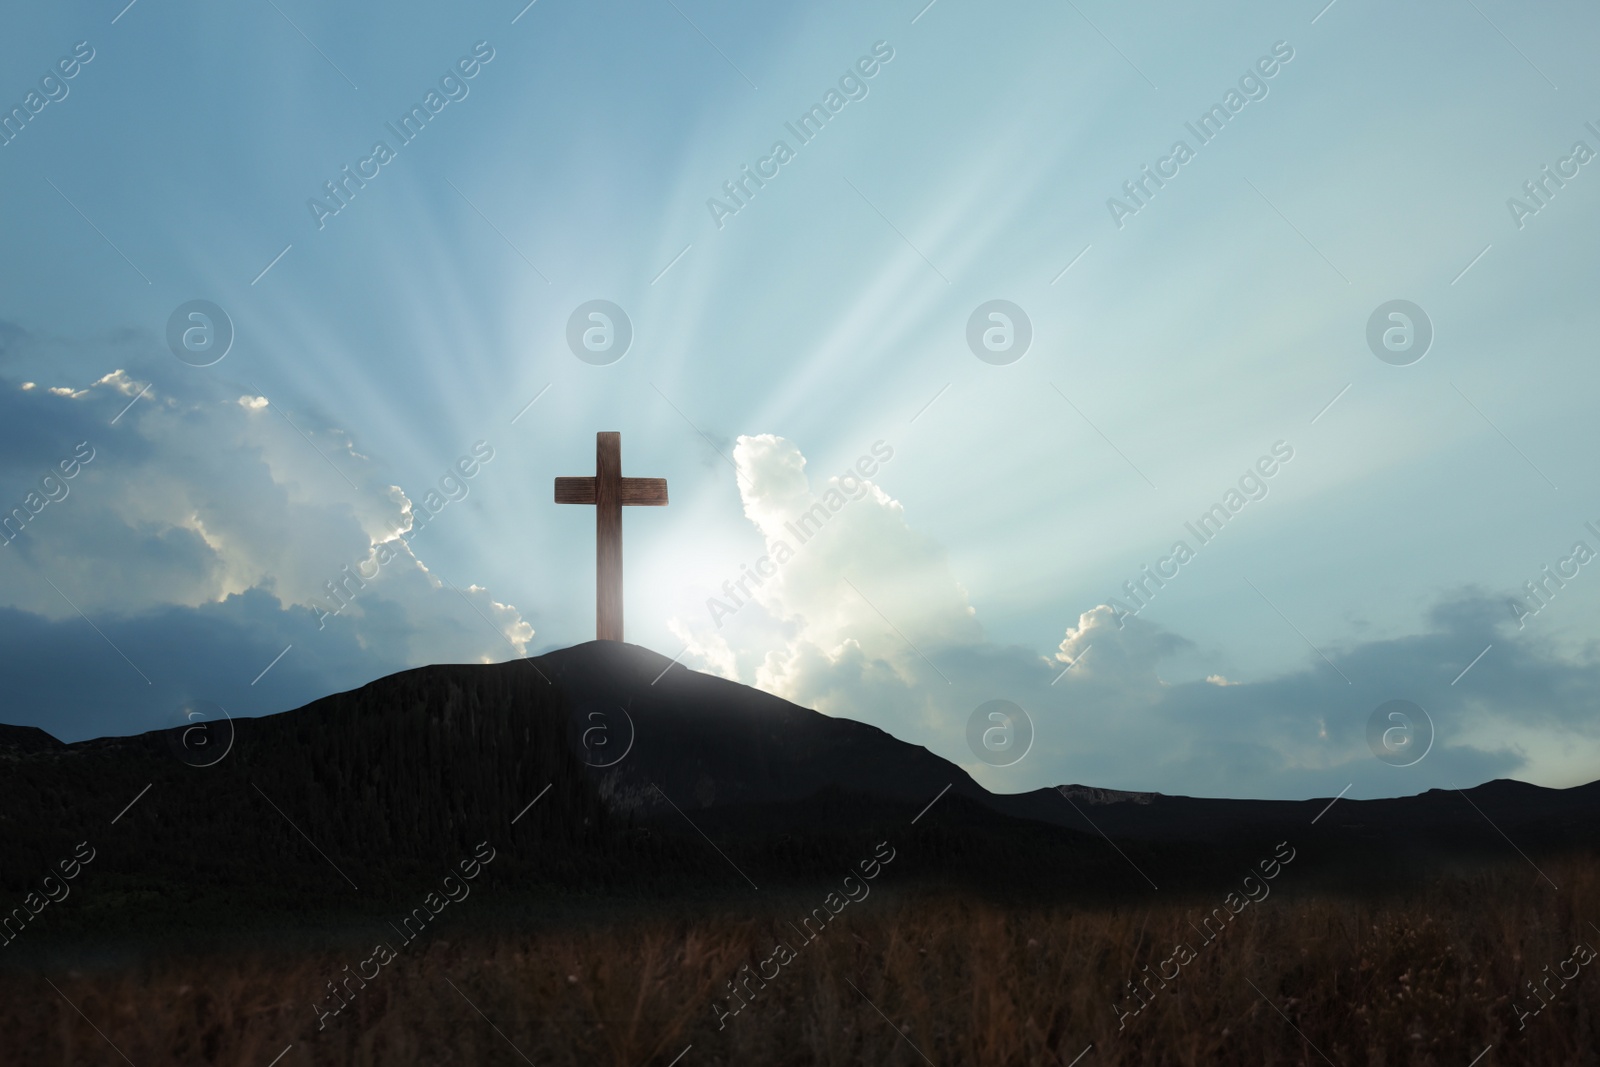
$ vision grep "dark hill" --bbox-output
[535,640,997,818]
[0,641,1596,944]
[0,724,62,757]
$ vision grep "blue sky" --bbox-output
[3,0,1599,800]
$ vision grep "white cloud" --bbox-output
[671,434,980,719]
[1054,604,1191,693]
[0,370,533,662]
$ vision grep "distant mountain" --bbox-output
[1057,785,1159,805]
[1,641,1596,942]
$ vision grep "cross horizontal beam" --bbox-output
[554,477,669,506]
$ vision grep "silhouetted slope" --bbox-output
[0,659,620,923]
[0,646,1111,936]
[1008,778,1600,852]
[0,641,1596,940]
[537,641,999,816]
[0,724,61,757]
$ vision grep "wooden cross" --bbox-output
[554,432,668,642]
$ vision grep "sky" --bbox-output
[2,0,1599,800]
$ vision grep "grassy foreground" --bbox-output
[1,857,1596,1066]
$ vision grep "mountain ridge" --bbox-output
[8,641,1588,808]
[0,641,1594,939]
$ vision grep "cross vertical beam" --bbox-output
[595,431,622,641]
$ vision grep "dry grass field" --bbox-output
[2,856,1596,1067]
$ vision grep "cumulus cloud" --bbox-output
[668,435,1600,800]
[670,434,980,730]
[0,359,533,741]
[1053,604,1192,698]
